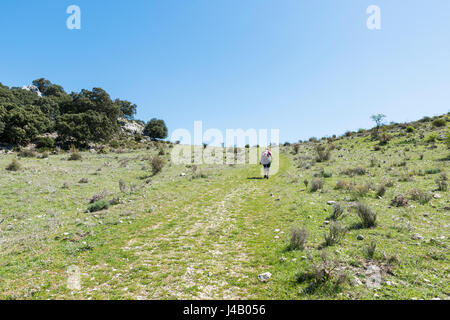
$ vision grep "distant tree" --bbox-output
[115,99,137,120]
[371,114,386,131]
[56,88,121,145]
[32,78,52,94]
[143,118,168,141]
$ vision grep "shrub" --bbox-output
[321,170,333,178]
[35,137,55,150]
[150,155,165,175]
[356,202,377,228]
[87,200,110,213]
[18,149,36,158]
[351,183,370,198]
[293,144,300,154]
[298,250,348,289]
[315,144,331,162]
[310,179,324,192]
[331,203,345,220]
[68,145,82,161]
[425,133,438,143]
[334,180,348,190]
[391,194,408,207]
[376,184,386,198]
[303,179,309,188]
[6,158,21,171]
[79,178,89,184]
[324,221,347,246]
[409,189,432,204]
[89,190,107,203]
[425,168,441,175]
[406,126,415,133]
[289,227,308,250]
[432,118,446,127]
[343,167,366,176]
[378,133,391,145]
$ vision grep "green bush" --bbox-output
[406,126,415,133]
[432,118,446,127]
[35,137,55,150]
[87,200,110,213]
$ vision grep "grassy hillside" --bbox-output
[0,114,448,300]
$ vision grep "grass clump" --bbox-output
[289,227,308,250]
[324,221,347,246]
[330,203,345,220]
[432,118,446,127]
[356,202,377,228]
[376,184,387,198]
[6,158,21,171]
[366,241,377,259]
[310,179,324,192]
[68,145,82,161]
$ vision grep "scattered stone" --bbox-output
[274,229,280,233]
[350,276,363,286]
[274,235,280,239]
[412,234,424,240]
[180,173,186,177]
[324,220,330,225]
[433,193,441,199]
[258,272,272,282]
[365,265,382,289]
[327,201,336,205]
[357,234,364,241]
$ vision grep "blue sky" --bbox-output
[1,0,449,143]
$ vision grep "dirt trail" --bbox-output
[118,154,288,299]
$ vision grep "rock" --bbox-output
[357,234,364,241]
[274,235,280,239]
[433,193,441,199]
[274,229,280,233]
[350,276,363,286]
[327,201,336,205]
[412,234,423,240]
[444,207,450,211]
[258,272,272,282]
[180,173,186,177]
[324,221,330,225]
[423,213,430,217]
[21,84,42,97]
[365,265,382,289]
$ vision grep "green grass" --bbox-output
[0,120,449,300]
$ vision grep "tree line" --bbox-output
[0,78,167,147]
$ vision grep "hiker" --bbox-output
[260,148,272,179]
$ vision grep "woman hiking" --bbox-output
[260,148,272,179]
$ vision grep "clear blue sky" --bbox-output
[1,0,449,142]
